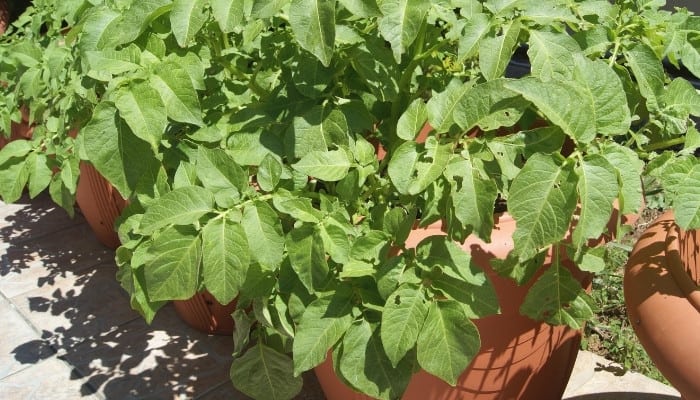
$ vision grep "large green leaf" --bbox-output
[527,30,579,82]
[202,218,250,305]
[293,294,354,374]
[388,139,451,195]
[293,150,352,181]
[113,81,167,150]
[453,78,528,132]
[623,43,665,112]
[150,61,203,126]
[572,155,618,248]
[520,266,594,329]
[211,0,244,32]
[458,13,491,61]
[350,38,400,101]
[231,344,303,400]
[0,158,28,204]
[82,102,160,198]
[26,153,52,198]
[660,158,700,230]
[139,186,215,235]
[144,225,201,301]
[571,56,631,137]
[380,284,428,367]
[289,0,336,66]
[378,0,430,63]
[338,0,381,17]
[98,0,173,49]
[417,301,480,385]
[337,320,413,400]
[444,155,498,242]
[479,21,520,80]
[287,225,330,294]
[242,201,285,270]
[509,154,578,261]
[79,6,121,53]
[171,0,207,47]
[505,77,596,143]
[196,147,247,207]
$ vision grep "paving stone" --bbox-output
[63,304,235,400]
[0,193,82,240]
[0,296,55,380]
[196,370,325,400]
[562,351,680,399]
[0,357,101,400]
[10,262,141,351]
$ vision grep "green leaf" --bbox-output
[600,143,644,215]
[339,0,381,17]
[479,21,520,80]
[290,106,349,158]
[82,102,160,197]
[139,186,215,235]
[337,320,413,400]
[505,77,596,143]
[151,61,204,126]
[623,43,665,112]
[202,218,250,305]
[0,140,32,166]
[417,301,480,385]
[292,51,334,98]
[453,78,528,132]
[426,79,472,133]
[527,30,579,82]
[660,158,700,230]
[571,56,631,137]
[196,147,247,208]
[458,13,491,61]
[293,294,354,374]
[289,0,336,66]
[231,344,303,400]
[211,0,244,32]
[26,153,52,198]
[520,266,594,329]
[272,190,323,223]
[258,154,283,192]
[250,0,289,18]
[79,6,121,53]
[444,155,498,242]
[171,0,208,47]
[380,284,428,367]
[242,201,285,270]
[293,150,352,181]
[287,225,330,294]
[572,155,618,248]
[350,38,400,101]
[113,81,167,150]
[509,154,578,261]
[99,0,173,49]
[85,45,141,76]
[388,139,451,195]
[144,225,201,301]
[0,158,28,204]
[378,0,430,63]
[397,99,428,140]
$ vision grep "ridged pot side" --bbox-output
[75,162,127,250]
[315,213,589,400]
[0,0,8,34]
[624,211,700,399]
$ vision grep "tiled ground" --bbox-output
[0,193,680,400]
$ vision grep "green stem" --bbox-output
[641,137,685,152]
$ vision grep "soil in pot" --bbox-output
[625,211,700,399]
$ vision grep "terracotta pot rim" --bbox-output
[661,210,700,313]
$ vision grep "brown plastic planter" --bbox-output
[0,0,9,35]
[75,162,127,249]
[625,211,700,400]
[173,291,237,335]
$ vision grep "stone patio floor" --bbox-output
[0,193,681,400]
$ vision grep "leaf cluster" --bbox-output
[0,1,699,399]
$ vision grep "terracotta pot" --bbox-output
[173,291,238,335]
[624,210,700,400]
[0,0,9,35]
[316,213,592,400]
[75,162,127,249]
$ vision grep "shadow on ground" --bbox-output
[1,193,325,399]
